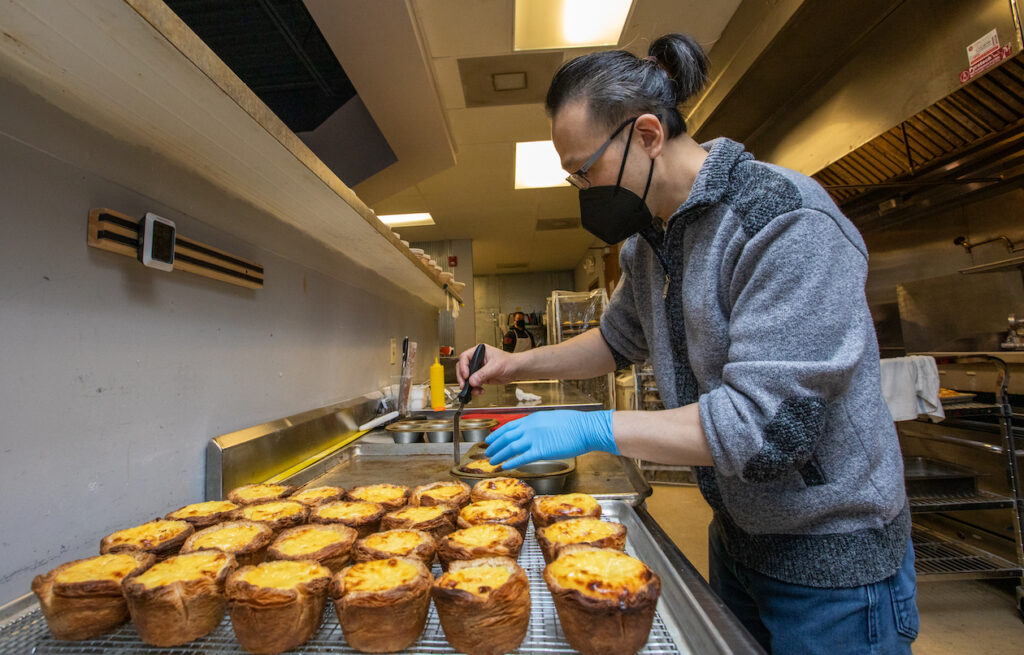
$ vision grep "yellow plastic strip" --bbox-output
[263,430,369,484]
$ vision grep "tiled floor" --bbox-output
[644,484,1023,653]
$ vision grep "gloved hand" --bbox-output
[485,410,618,471]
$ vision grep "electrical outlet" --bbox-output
[390,338,397,365]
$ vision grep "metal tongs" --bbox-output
[453,343,487,465]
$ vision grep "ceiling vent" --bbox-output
[459,52,564,108]
[536,217,580,231]
[496,262,530,270]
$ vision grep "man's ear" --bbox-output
[635,113,664,158]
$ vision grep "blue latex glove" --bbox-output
[485,410,618,471]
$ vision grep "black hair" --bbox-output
[545,33,708,139]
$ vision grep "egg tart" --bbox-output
[531,492,602,529]
[310,500,385,538]
[122,550,237,647]
[544,546,661,655]
[352,529,436,566]
[458,499,530,537]
[382,504,456,542]
[226,559,332,655]
[410,480,472,510]
[267,523,357,572]
[100,519,193,560]
[470,476,535,507]
[289,485,346,507]
[460,458,501,475]
[181,520,274,566]
[165,500,239,529]
[432,557,530,655]
[346,483,410,511]
[438,523,523,571]
[31,552,154,640]
[331,557,432,653]
[227,483,295,505]
[536,518,626,563]
[233,500,308,535]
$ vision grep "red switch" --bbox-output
[448,256,458,267]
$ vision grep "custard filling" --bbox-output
[190,524,265,551]
[437,565,511,597]
[448,524,515,548]
[291,487,342,504]
[538,493,599,517]
[106,520,188,548]
[461,500,521,523]
[232,484,289,502]
[547,550,651,599]
[55,554,142,584]
[315,501,380,520]
[543,518,620,545]
[363,530,424,554]
[389,506,446,523]
[349,485,406,504]
[168,500,237,518]
[238,560,327,589]
[274,527,346,556]
[422,485,464,500]
[239,501,303,522]
[343,558,419,593]
[479,477,528,496]
[133,551,228,588]
[463,460,500,473]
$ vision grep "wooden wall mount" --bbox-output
[87,208,263,289]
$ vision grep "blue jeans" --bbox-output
[709,524,919,654]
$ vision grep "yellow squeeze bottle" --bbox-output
[430,358,446,411]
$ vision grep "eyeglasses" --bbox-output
[565,115,645,190]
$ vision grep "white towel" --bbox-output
[879,356,945,422]
[515,387,542,404]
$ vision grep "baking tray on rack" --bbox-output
[0,500,736,655]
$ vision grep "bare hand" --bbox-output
[455,344,519,396]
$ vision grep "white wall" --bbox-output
[0,95,437,604]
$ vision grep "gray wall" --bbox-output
[0,106,437,604]
[473,271,574,346]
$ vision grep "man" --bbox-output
[501,311,535,353]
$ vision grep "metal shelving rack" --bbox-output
[546,290,613,408]
[905,355,1024,618]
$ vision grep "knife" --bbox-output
[453,343,487,465]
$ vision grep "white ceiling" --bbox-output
[315,0,743,274]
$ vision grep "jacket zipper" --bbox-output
[662,274,670,299]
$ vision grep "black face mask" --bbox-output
[578,123,656,245]
[515,320,525,328]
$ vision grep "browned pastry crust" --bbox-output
[122,550,237,647]
[180,520,275,567]
[31,552,155,640]
[381,505,456,542]
[288,485,346,507]
[99,519,194,561]
[543,545,661,655]
[266,523,357,573]
[165,500,240,529]
[459,458,502,475]
[535,517,626,563]
[470,477,535,507]
[530,493,602,530]
[309,501,385,538]
[410,480,472,510]
[226,560,332,655]
[345,483,410,511]
[231,501,308,536]
[352,529,437,567]
[431,557,530,655]
[330,557,433,653]
[437,524,523,571]
[458,499,530,538]
[226,483,295,505]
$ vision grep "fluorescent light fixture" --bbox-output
[515,140,571,189]
[377,212,435,227]
[493,71,528,91]
[514,0,632,51]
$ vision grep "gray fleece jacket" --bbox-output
[600,138,909,588]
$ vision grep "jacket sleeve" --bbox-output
[698,209,871,483]
[599,237,649,369]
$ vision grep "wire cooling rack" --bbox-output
[0,513,684,654]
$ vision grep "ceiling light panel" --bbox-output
[515,140,571,189]
[376,212,435,227]
[514,0,633,51]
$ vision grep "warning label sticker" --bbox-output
[960,28,1013,84]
